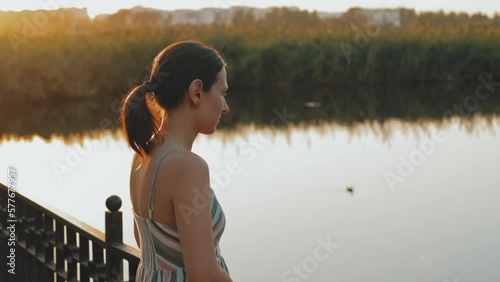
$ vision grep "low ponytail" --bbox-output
[120,83,161,159]
[119,40,226,158]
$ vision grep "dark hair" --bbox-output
[120,41,226,158]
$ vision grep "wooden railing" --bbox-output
[0,183,140,281]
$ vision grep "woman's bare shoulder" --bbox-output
[163,150,208,170]
[154,150,209,193]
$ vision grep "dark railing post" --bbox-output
[105,195,124,281]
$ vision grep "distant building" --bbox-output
[0,6,416,30]
[93,6,340,26]
[342,7,417,28]
[0,7,89,35]
[364,9,401,27]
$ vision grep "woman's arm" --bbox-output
[164,151,233,282]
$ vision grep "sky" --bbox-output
[0,0,499,18]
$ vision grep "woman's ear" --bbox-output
[187,79,204,106]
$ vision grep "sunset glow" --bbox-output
[0,0,498,18]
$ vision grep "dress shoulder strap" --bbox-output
[148,147,185,219]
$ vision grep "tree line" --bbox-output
[0,7,499,104]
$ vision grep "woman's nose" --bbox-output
[222,100,229,114]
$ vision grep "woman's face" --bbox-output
[197,67,230,134]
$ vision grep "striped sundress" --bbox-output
[132,148,229,281]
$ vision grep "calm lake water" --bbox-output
[0,113,499,282]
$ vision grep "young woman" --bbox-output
[120,41,232,282]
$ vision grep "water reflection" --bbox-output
[1,82,500,281]
[1,84,499,141]
[0,115,499,281]
[1,113,497,150]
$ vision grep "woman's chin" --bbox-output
[200,127,217,135]
[200,121,220,135]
